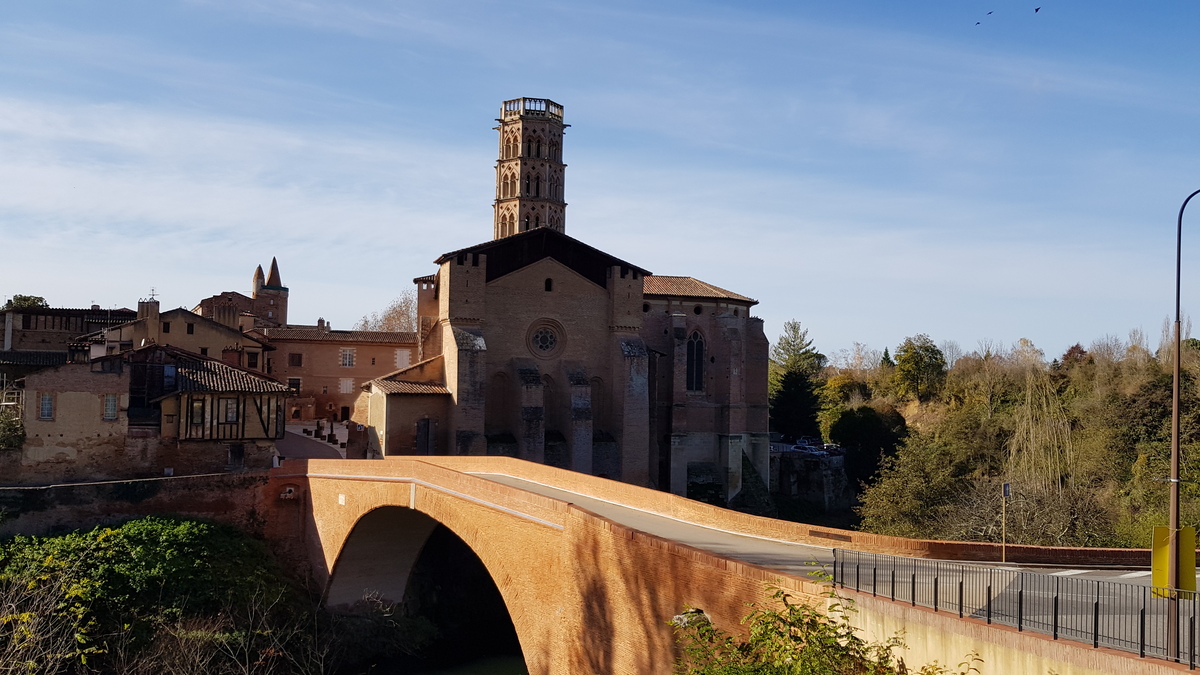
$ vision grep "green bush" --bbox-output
[0,407,23,452]
[0,516,434,674]
[672,584,981,675]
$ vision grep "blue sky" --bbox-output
[3,1,1200,362]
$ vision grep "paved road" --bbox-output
[472,473,1165,585]
[475,473,834,578]
[473,473,1198,662]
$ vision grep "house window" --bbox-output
[38,393,53,420]
[247,352,259,369]
[339,378,354,394]
[219,398,238,424]
[102,394,118,420]
[200,347,208,356]
[545,278,553,292]
[686,331,705,392]
[163,365,176,389]
[322,386,328,394]
[162,321,170,334]
[370,357,376,366]
[340,348,356,367]
[190,399,205,425]
[287,377,301,392]
[288,353,303,367]
[186,323,195,334]
[395,349,411,369]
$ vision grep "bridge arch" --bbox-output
[313,471,570,672]
[325,506,439,607]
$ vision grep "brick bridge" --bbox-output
[260,457,1180,675]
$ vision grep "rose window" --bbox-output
[532,327,558,352]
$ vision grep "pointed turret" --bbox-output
[252,265,265,296]
[266,257,283,288]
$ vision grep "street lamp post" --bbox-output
[1170,188,1200,660]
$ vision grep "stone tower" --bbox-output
[251,257,288,326]
[493,97,569,239]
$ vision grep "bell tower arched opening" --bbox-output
[492,97,569,239]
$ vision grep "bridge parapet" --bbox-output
[414,455,1152,567]
[260,456,1179,674]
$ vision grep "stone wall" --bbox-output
[0,472,270,539]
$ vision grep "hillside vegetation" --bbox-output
[774,322,1200,548]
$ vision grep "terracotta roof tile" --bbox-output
[642,275,757,304]
[0,351,69,367]
[259,328,417,344]
[370,380,451,395]
[172,355,291,394]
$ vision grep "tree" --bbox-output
[769,321,826,441]
[892,334,946,402]
[770,321,826,381]
[771,369,822,442]
[827,403,906,487]
[2,295,48,310]
[355,290,417,332]
[0,407,24,452]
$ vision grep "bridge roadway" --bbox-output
[475,472,1197,663]
[473,472,1153,587]
[285,457,1187,673]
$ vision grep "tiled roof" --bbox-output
[0,351,68,367]
[434,228,651,287]
[259,328,417,344]
[6,307,136,317]
[172,355,291,394]
[370,380,451,395]
[643,275,757,304]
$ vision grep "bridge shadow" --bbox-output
[566,504,778,674]
[399,524,523,671]
[326,506,525,673]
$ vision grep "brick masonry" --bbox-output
[262,457,1181,674]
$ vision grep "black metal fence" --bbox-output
[832,549,1200,667]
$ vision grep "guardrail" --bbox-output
[832,548,1199,667]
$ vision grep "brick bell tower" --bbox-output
[493,97,569,239]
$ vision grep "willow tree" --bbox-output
[1007,339,1075,491]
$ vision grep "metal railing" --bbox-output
[832,549,1200,667]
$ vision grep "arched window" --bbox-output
[535,140,542,157]
[544,278,553,292]
[534,214,540,228]
[533,175,541,197]
[523,215,531,231]
[524,174,531,195]
[686,331,705,391]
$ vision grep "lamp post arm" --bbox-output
[1168,189,1200,660]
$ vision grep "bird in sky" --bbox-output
[1035,7,1041,12]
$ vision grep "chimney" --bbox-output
[137,298,160,323]
[91,304,100,311]
[317,318,326,331]
[214,304,239,329]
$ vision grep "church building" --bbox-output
[357,98,769,504]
